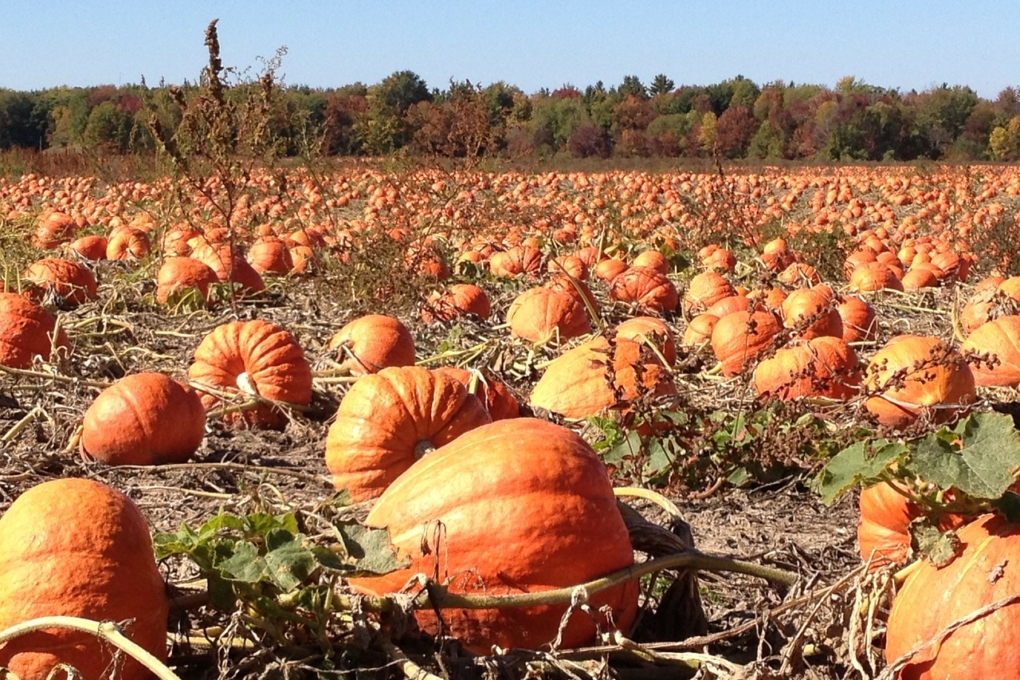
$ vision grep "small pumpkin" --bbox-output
[780,288,843,340]
[348,418,638,653]
[683,271,736,313]
[608,266,679,315]
[420,283,491,323]
[489,245,543,278]
[81,373,206,465]
[325,366,491,501]
[0,478,169,680]
[247,237,294,275]
[155,256,219,305]
[836,295,878,343]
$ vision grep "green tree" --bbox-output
[618,75,647,99]
[377,70,431,115]
[82,100,132,151]
[989,116,1020,160]
[649,74,675,97]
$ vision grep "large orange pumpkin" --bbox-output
[507,287,591,344]
[155,257,219,305]
[0,478,169,680]
[885,514,1020,679]
[188,320,312,429]
[325,366,491,501]
[753,336,859,401]
[81,373,206,465]
[711,309,783,377]
[348,418,638,653]
[608,266,679,315]
[433,366,520,421]
[420,283,491,323]
[961,316,1020,387]
[863,335,975,429]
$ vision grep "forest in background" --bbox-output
[3,71,1020,163]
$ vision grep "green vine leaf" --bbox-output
[334,523,409,576]
[912,413,1020,499]
[815,440,908,505]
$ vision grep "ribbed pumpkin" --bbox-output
[529,336,676,419]
[780,288,843,340]
[705,294,750,319]
[326,366,491,501]
[615,316,676,365]
[863,335,976,429]
[608,266,678,314]
[328,314,416,376]
[105,227,152,261]
[0,478,169,680]
[681,313,720,346]
[848,262,904,293]
[32,211,77,250]
[711,309,783,377]
[189,241,266,294]
[489,245,543,278]
[348,418,638,653]
[246,237,294,275]
[544,274,600,315]
[433,366,520,421]
[22,257,98,307]
[66,235,108,261]
[885,514,1020,679]
[961,316,1020,387]
[0,292,71,368]
[753,336,859,401]
[507,286,591,344]
[420,283,491,323]
[631,249,669,274]
[81,373,206,465]
[188,320,312,429]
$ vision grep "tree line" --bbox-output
[3,71,1020,162]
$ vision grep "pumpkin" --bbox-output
[857,482,966,570]
[489,245,543,278]
[705,294,750,319]
[753,336,859,400]
[547,255,589,280]
[885,513,1020,678]
[81,373,206,465]
[608,266,678,315]
[681,313,719,346]
[155,256,220,305]
[189,242,266,294]
[529,336,676,419]
[420,283,491,323]
[348,418,638,653]
[544,274,600,315]
[615,316,676,365]
[66,234,108,261]
[328,314,416,375]
[22,257,98,307]
[593,257,629,282]
[325,366,491,501]
[837,295,878,343]
[778,262,821,287]
[507,286,591,344]
[863,335,975,429]
[711,309,783,377]
[32,212,77,250]
[105,227,152,261]
[780,288,843,340]
[0,292,71,368]
[188,319,313,429]
[701,246,736,271]
[0,478,169,680]
[433,366,520,421]
[683,271,736,313]
[848,262,904,293]
[961,316,1020,387]
[247,237,294,275]
[632,249,669,274]
[760,237,795,272]
[901,266,941,291]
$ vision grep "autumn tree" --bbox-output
[649,74,675,97]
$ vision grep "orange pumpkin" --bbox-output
[615,316,677,365]
[155,257,219,305]
[348,418,638,652]
[420,283,491,323]
[863,335,975,429]
[711,309,783,377]
[0,478,169,680]
[836,295,878,343]
[247,237,294,275]
[961,316,1020,387]
[22,257,98,307]
[507,287,591,344]
[0,293,71,368]
[328,314,416,375]
[780,288,843,340]
[489,245,543,278]
[753,336,859,400]
[608,266,679,314]
[81,373,206,465]
[683,271,736,313]
[325,366,491,501]
[433,366,520,421]
[188,319,313,429]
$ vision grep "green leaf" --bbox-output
[153,523,200,559]
[910,519,961,568]
[264,529,318,591]
[601,429,642,465]
[815,440,908,505]
[335,523,409,576]
[912,412,1020,499]
[217,541,268,583]
[993,491,1020,523]
[642,438,673,481]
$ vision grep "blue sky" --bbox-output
[2,1,1017,98]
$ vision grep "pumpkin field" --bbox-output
[5,153,1020,680]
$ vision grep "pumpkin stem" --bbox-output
[414,439,435,459]
[236,371,260,396]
